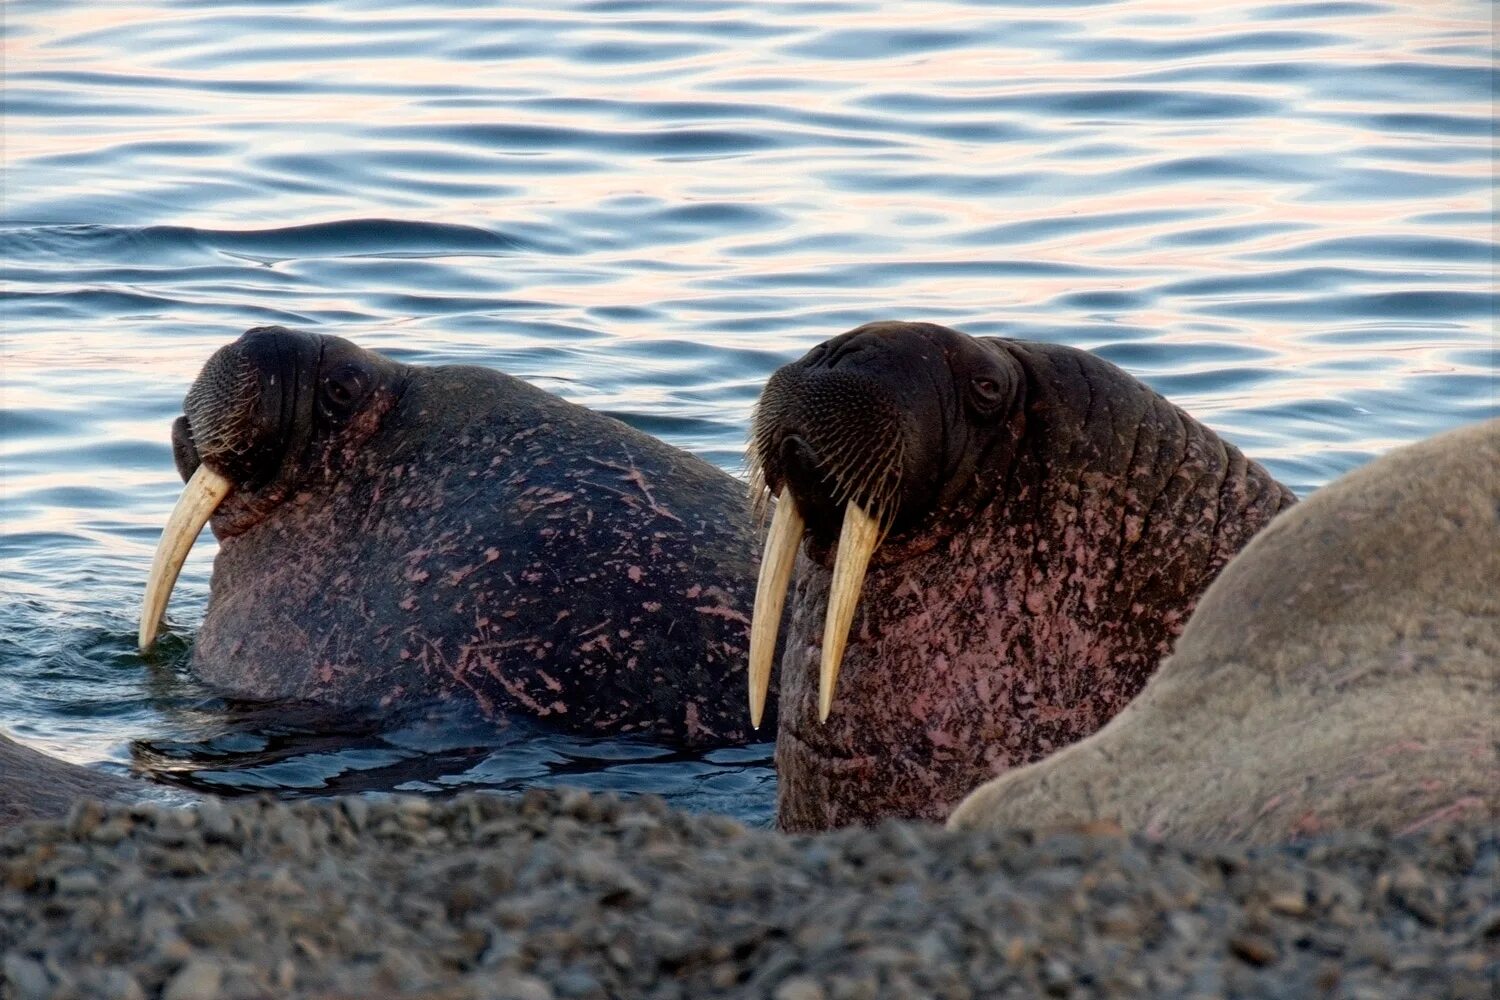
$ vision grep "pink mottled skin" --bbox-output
[760,322,1294,831]
[175,327,777,745]
[948,419,1498,843]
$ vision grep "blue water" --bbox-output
[1,0,1493,827]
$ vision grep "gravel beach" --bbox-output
[2,790,1494,1000]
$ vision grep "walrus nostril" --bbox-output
[170,416,201,482]
[780,435,818,481]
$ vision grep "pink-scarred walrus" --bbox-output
[140,326,780,746]
[949,418,1499,843]
[746,321,1295,832]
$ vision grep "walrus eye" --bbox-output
[970,375,1004,412]
[321,365,366,415]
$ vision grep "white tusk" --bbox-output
[139,464,232,651]
[819,500,880,723]
[748,493,804,729]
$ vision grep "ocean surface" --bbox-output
[2,0,1494,827]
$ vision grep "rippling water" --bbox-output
[2,0,1493,825]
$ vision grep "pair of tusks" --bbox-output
[138,465,233,652]
[747,494,880,728]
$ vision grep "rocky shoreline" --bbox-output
[2,790,1494,999]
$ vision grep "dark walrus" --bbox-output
[141,326,775,745]
[746,321,1295,831]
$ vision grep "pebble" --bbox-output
[53,868,102,894]
[775,976,826,1000]
[67,968,149,1000]
[161,958,223,1000]
[1228,932,1279,967]
[2,953,50,1000]
[194,799,235,843]
[0,793,1493,1000]
[499,976,556,1000]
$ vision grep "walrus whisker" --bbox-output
[748,492,804,729]
[841,441,899,530]
[746,388,904,726]
[139,464,233,651]
[813,427,891,513]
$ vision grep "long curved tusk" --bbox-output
[139,465,232,651]
[819,500,879,723]
[748,493,804,729]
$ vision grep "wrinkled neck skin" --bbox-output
[192,365,771,745]
[775,339,1295,832]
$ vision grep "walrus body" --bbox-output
[0,734,137,828]
[146,327,775,745]
[747,322,1294,831]
[949,419,1500,843]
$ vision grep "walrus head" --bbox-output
[745,321,1022,726]
[747,321,1294,830]
[141,326,405,650]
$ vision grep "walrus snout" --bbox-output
[747,346,914,729]
[141,328,322,652]
[751,366,908,532]
[767,433,860,545]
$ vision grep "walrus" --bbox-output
[141,326,777,745]
[0,734,138,827]
[746,321,1295,831]
[948,419,1500,842]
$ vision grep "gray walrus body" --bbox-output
[144,326,776,745]
[0,734,136,828]
[949,419,1500,843]
[746,322,1294,831]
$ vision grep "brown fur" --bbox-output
[949,419,1500,843]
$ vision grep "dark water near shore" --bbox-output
[1,0,1494,826]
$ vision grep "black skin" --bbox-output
[169,326,778,745]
